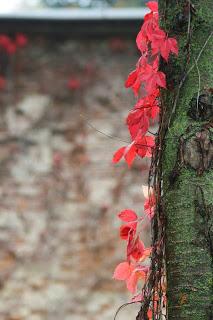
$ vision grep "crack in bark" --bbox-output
[169,127,213,185]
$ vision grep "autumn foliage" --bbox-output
[113,1,178,317]
[0,33,28,90]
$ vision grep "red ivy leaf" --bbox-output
[118,209,137,222]
[156,71,166,88]
[113,262,132,280]
[168,37,178,55]
[136,30,147,53]
[124,143,137,167]
[68,78,81,90]
[144,192,156,220]
[125,69,138,88]
[120,223,137,240]
[112,146,126,163]
[160,37,179,61]
[146,1,158,12]
[128,239,145,261]
[126,271,139,293]
[135,136,155,158]
[16,34,28,47]
[112,0,179,300]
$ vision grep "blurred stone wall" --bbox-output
[0,36,150,320]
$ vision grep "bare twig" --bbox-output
[194,57,201,113]
[81,113,156,148]
[186,0,192,47]
[168,31,213,128]
[80,113,129,144]
[114,301,141,320]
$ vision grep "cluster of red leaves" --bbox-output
[0,33,28,90]
[113,209,151,296]
[112,1,177,168]
[113,1,178,317]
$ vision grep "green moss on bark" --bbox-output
[159,0,213,318]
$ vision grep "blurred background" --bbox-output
[1,0,146,10]
[0,1,151,320]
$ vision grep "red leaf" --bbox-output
[132,79,141,96]
[129,121,149,140]
[160,37,179,61]
[124,143,137,167]
[126,271,139,293]
[140,247,152,262]
[144,136,155,157]
[168,37,178,55]
[113,262,131,280]
[126,108,143,126]
[127,108,150,140]
[16,34,28,47]
[112,146,125,163]
[120,223,136,240]
[118,209,137,222]
[136,30,147,53]
[144,192,156,220]
[0,35,10,47]
[146,1,158,12]
[68,78,81,90]
[129,239,145,261]
[151,28,166,41]
[125,69,138,88]
[156,71,166,88]
[160,39,170,61]
[135,136,155,158]
[140,61,166,94]
[144,12,154,23]
[150,105,160,119]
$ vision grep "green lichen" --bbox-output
[159,0,213,318]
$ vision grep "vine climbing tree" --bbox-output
[113,1,212,319]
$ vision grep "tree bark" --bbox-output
[159,0,213,319]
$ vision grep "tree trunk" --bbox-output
[159,0,213,319]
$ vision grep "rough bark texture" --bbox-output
[159,0,213,319]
